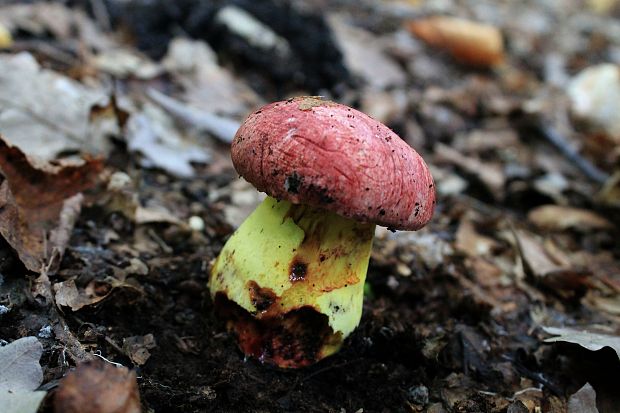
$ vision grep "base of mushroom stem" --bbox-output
[209,196,374,368]
[214,293,342,368]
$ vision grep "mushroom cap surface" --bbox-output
[231,97,435,230]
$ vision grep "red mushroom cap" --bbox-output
[231,97,435,230]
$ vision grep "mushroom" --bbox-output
[210,96,435,368]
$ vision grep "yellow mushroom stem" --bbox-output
[209,196,375,368]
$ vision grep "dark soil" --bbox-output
[2,168,618,412]
[1,1,620,412]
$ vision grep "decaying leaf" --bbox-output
[407,16,505,67]
[0,337,47,413]
[513,230,567,277]
[122,334,157,366]
[134,206,185,226]
[126,107,210,178]
[0,136,102,273]
[92,48,161,79]
[568,383,599,413]
[101,171,186,227]
[512,229,594,297]
[53,359,141,413]
[528,205,613,232]
[543,326,620,360]
[435,143,505,199]
[329,15,407,90]
[162,38,261,117]
[54,277,141,312]
[0,137,102,210]
[455,216,500,257]
[0,53,112,160]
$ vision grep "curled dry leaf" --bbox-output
[406,16,505,67]
[528,205,613,232]
[0,53,111,160]
[53,359,141,413]
[434,143,505,199]
[0,137,102,210]
[512,230,594,297]
[162,38,261,117]
[329,15,407,90]
[543,326,620,361]
[101,171,185,227]
[122,334,157,366]
[0,136,102,273]
[513,230,567,277]
[126,107,210,178]
[455,216,500,257]
[54,277,141,312]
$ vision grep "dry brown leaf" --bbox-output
[0,53,113,160]
[162,38,261,117]
[435,143,505,199]
[329,15,407,89]
[53,359,141,413]
[528,205,613,232]
[512,230,593,297]
[54,279,109,312]
[455,218,500,257]
[54,277,141,312]
[0,137,103,210]
[513,230,566,277]
[135,206,185,226]
[127,107,210,178]
[0,136,102,273]
[406,16,504,67]
[123,334,157,366]
[467,257,504,288]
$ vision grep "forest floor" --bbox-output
[0,1,619,412]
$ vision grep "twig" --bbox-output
[104,336,125,356]
[89,0,112,31]
[34,269,91,363]
[146,88,240,144]
[539,123,609,184]
[9,40,79,67]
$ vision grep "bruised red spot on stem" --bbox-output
[289,259,307,282]
[214,293,339,368]
[247,281,277,313]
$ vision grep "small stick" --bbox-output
[147,88,240,144]
[539,123,609,184]
[89,0,112,31]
